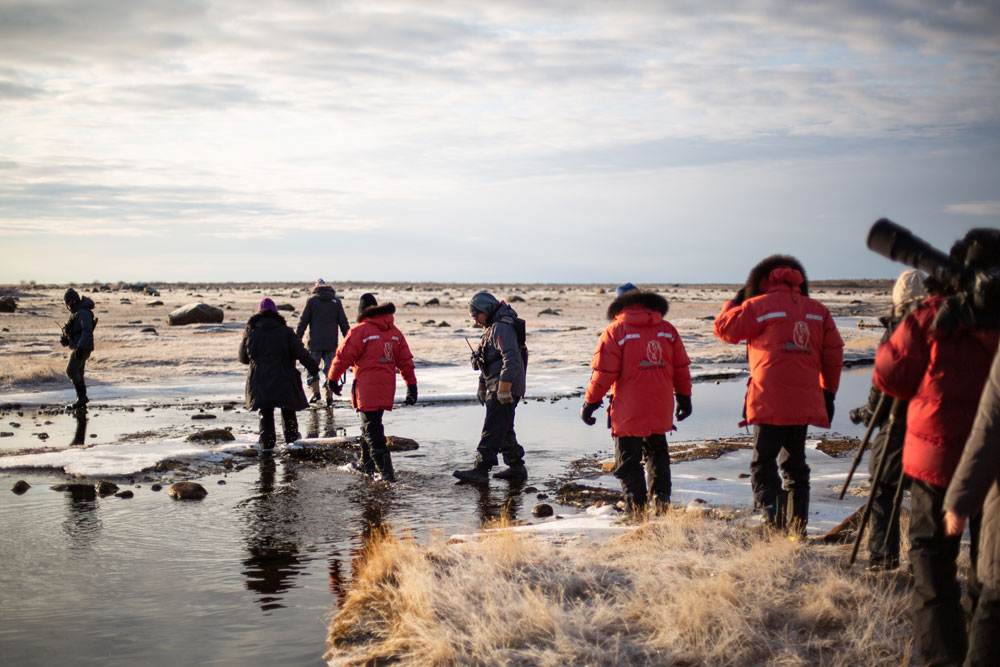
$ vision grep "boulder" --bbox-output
[187,428,235,442]
[0,296,17,313]
[532,503,554,518]
[115,490,134,499]
[168,482,208,500]
[147,300,164,307]
[11,480,30,494]
[276,303,295,312]
[96,480,119,496]
[386,435,419,451]
[51,483,97,500]
[168,303,224,326]
[144,286,160,296]
[424,297,440,306]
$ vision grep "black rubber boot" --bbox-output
[352,439,376,476]
[453,464,490,484]
[374,452,396,483]
[281,408,300,444]
[69,381,89,410]
[493,464,527,482]
[258,409,277,451]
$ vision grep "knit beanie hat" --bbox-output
[259,297,278,313]
[468,291,500,318]
[63,288,80,305]
[314,278,326,287]
[616,282,638,298]
[358,293,377,318]
[892,269,927,309]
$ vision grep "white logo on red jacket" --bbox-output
[793,321,810,348]
[383,341,395,362]
[646,340,663,364]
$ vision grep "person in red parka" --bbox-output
[328,293,417,483]
[872,228,1000,667]
[581,284,693,515]
[713,255,843,533]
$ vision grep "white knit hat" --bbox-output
[892,269,927,308]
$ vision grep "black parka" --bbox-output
[295,285,350,352]
[239,310,319,411]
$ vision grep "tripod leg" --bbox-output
[850,398,904,566]
[840,393,887,500]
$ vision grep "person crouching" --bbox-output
[327,294,417,483]
[239,298,320,451]
[580,284,693,517]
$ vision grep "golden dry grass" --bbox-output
[326,513,913,666]
[0,353,66,387]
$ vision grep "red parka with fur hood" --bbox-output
[713,256,843,428]
[874,295,1000,488]
[585,291,692,437]
[328,303,417,412]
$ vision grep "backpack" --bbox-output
[511,316,528,369]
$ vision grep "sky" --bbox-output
[1,0,998,284]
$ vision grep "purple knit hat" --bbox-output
[259,297,278,313]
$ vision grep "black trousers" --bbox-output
[910,479,968,666]
[475,395,524,469]
[967,584,1000,666]
[613,433,670,507]
[360,410,389,468]
[868,422,905,566]
[66,348,90,386]
[751,424,809,517]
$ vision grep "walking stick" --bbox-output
[850,398,905,565]
[839,393,888,500]
[884,457,908,561]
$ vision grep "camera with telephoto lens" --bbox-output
[867,219,1000,328]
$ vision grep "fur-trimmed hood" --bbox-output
[744,254,809,299]
[607,290,669,321]
[358,302,396,323]
[247,308,287,329]
[311,284,336,300]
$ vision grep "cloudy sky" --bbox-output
[1,0,998,284]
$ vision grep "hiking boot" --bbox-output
[374,453,396,483]
[325,394,333,407]
[453,467,490,484]
[866,558,899,573]
[493,464,527,482]
[69,396,89,410]
[309,393,322,405]
[308,380,321,405]
[351,458,376,476]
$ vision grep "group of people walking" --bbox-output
[62,232,1000,665]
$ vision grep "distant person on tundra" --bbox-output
[848,268,927,572]
[713,255,843,535]
[453,291,528,484]
[580,283,693,516]
[239,298,319,451]
[328,293,417,483]
[61,288,96,410]
[296,279,350,406]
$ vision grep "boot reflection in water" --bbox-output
[70,409,88,446]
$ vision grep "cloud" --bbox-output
[945,201,1000,217]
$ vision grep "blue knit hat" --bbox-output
[616,282,638,298]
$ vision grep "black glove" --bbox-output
[732,287,747,305]
[848,406,869,426]
[824,390,835,422]
[675,394,692,421]
[405,384,417,405]
[60,334,70,347]
[580,401,602,426]
[328,378,343,396]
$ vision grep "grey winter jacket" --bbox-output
[240,310,320,411]
[945,347,1000,588]
[66,296,96,352]
[295,285,350,352]
[475,301,526,397]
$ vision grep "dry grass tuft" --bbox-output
[0,353,66,388]
[327,513,912,666]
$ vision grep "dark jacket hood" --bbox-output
[358,302,396,323]
[75,296,96,312]
[312,284,336,300]
[745,254,809,299]
[248,309,287,329]
[607,290,669,321]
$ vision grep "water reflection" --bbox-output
[474,480,524,526]
[70,409,88,446]
[62,495,101,548]
[306,406,344,439]
[241,458,306,613]
[328,485,393,610]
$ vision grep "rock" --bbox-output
[167,303,224,326]
[536,493,548,500]
[705,477,717,481]
[738,472,750,479]
[168,482,208,500]
[150,484,163,492]
[276,303,295,312]
[191,414,217,420]
[147,300,164,307]
[96,480,119,495]
[532,503,554,518]
[187,428,235,442]
[436,321,450,327]
[508,295,525,302]
[424,297,440,306]
[403,302,420,307]
[537,308,561,316]
[144,286,160,296]
[36,432,49,440]
[0,432,13,437]
[115,490,134,499]
[600,460,615,473]
[823,506,864,543]
[0,295,17,313]
[386,435,419,451]
[51,483,97,500]
[217,479,226,485]
[11,480,30,494]
[523,486,538,493]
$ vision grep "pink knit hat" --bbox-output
[259,297,278,313]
